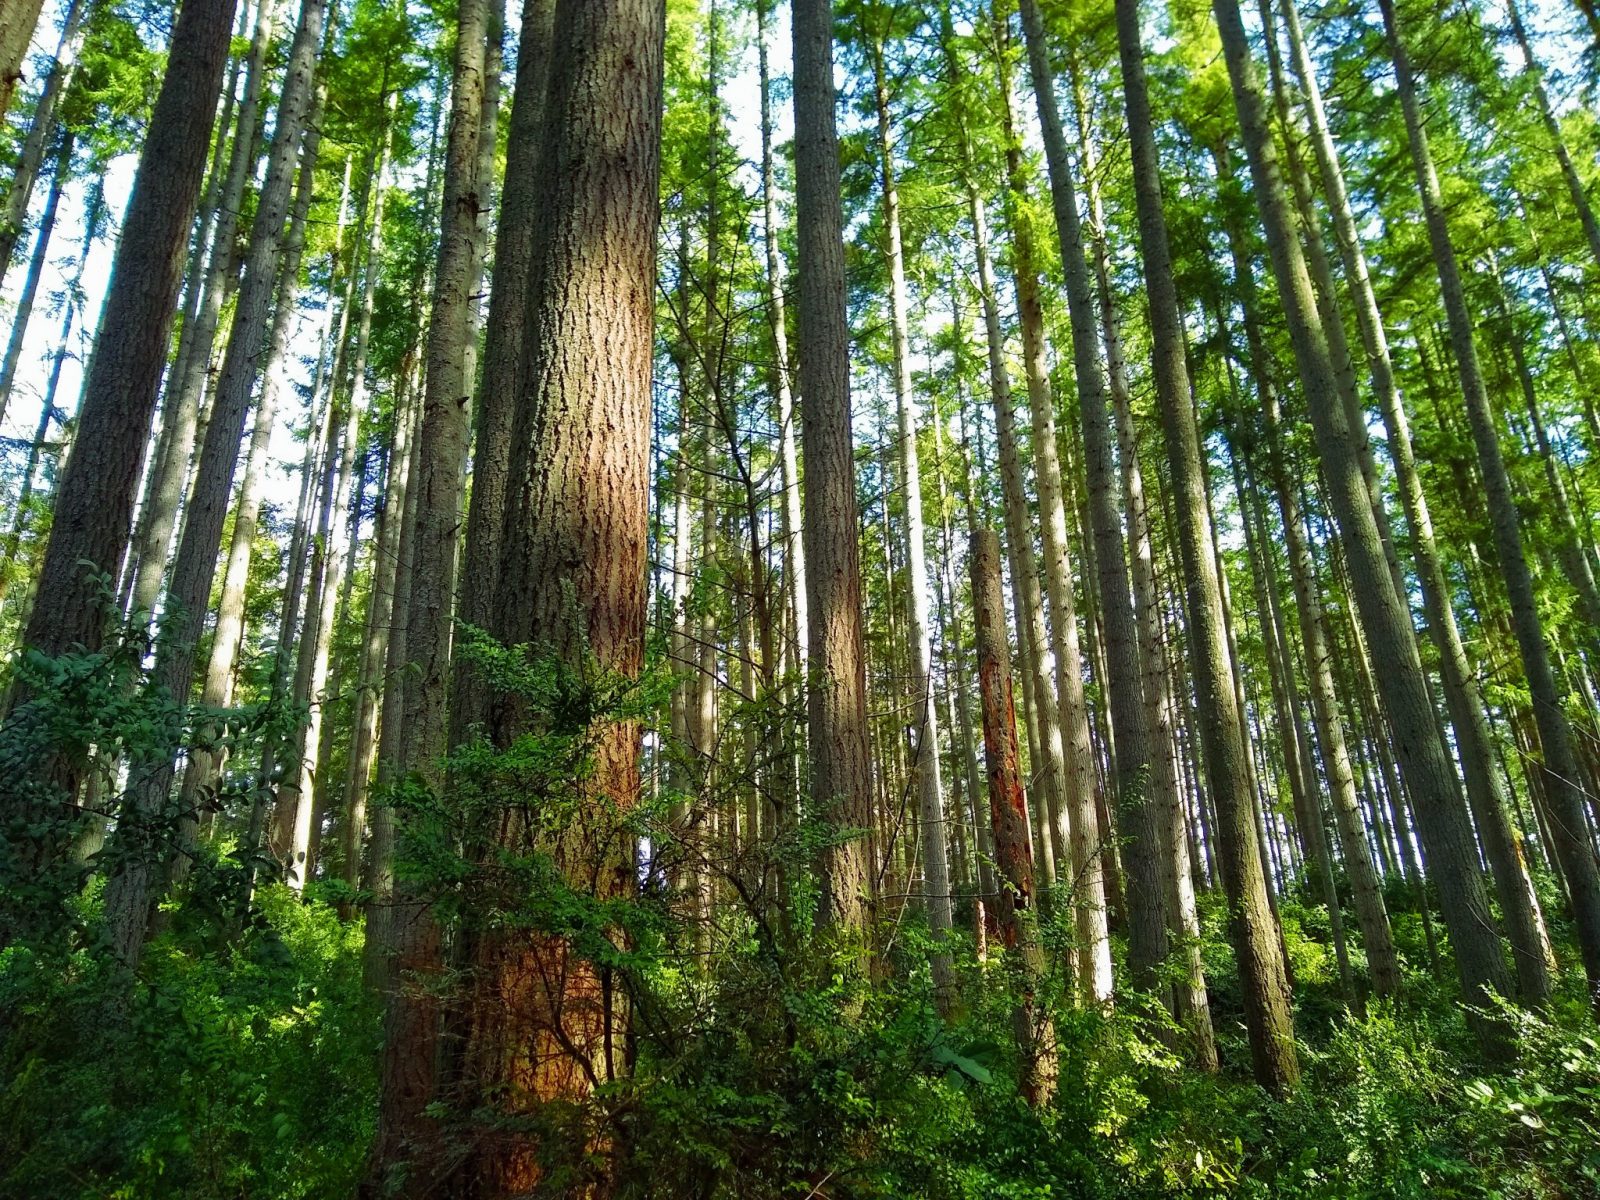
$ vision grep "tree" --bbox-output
[1113,0,1299,1096]
[3,0,236,831]
[792,0,875,941]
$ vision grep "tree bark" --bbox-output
[791,0,874,941]
[971,527,1058,1107]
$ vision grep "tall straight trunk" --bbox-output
[1377,0,1600,1016]
[452,0,553,736]
[0,0,86,301]
[971,527,1058,1107]
[966,173,1073,923]
[98,0,327,967]
[758,0,806,676]
[1229,430,1354,1000]
[1505,0,1600,274]
[933,374,997,922]
[1213,0,1516,1055]
[1063,53,1207,1039]
[126,0,280,626]
[361,351,424,984]
[866,29,954,1007]
[1017,0,1140,1007]
[174,126,319,876]
[791,0,874,939]
[363,0,485,1181]
[994,24,1095,941]
[340,378,417,899]
[5,0,235,832]
[0,132,67,420]
[282,114,394,890]
[1277,0,1552,1006]
[1113,0,1298,1096]
[1217,208,1400,998]
[454,0,661,1189]
[1497,276,1600,643]
[0,183,94,616]
[0,0,46,127]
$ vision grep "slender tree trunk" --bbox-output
[972,527,1058,1107]
[452,0,553,736]
[173,126,319,882]
[1276,0,1552,1007]
[0,0,86,301]
[866,29,954,1010]
[97,0,327,967]
[1114,0,1298,1095]
[1214,0,1516,1055]
[758,0,806,679]
[126,0,281,627]
[340,378,417,901]
[363,0,485,1180]
[1018,0,1142,1007]
[0,132,68,422]
[1377,0,1600,1017]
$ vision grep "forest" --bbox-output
[1,0,1600,1192]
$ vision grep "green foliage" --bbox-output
[0,887,379,1200]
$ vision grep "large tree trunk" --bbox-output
[449,1,661,1190]
[1377,0,1600,1017]
[971,527,1058,1107]
[1113,0,1298,1096]
[792,0,874,940]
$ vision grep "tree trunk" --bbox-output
[126,0,281,627]
[4,0,236,860]
[867,28,954,1010]
[451,1,661,1190]
[452,0,553,737]
[1114,0,1298,1096]
[97,0,327,967]
[0,131,68,422]
[174,123,319,882]
[0,0,87,302]
[971,527,1058,1107]
[792,0,874,941]
[1276,0,1552,1007]
[0,0,46,128]
[363,0,485,1182]
[758,0,807,679]
[1377,0,1600,1017]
